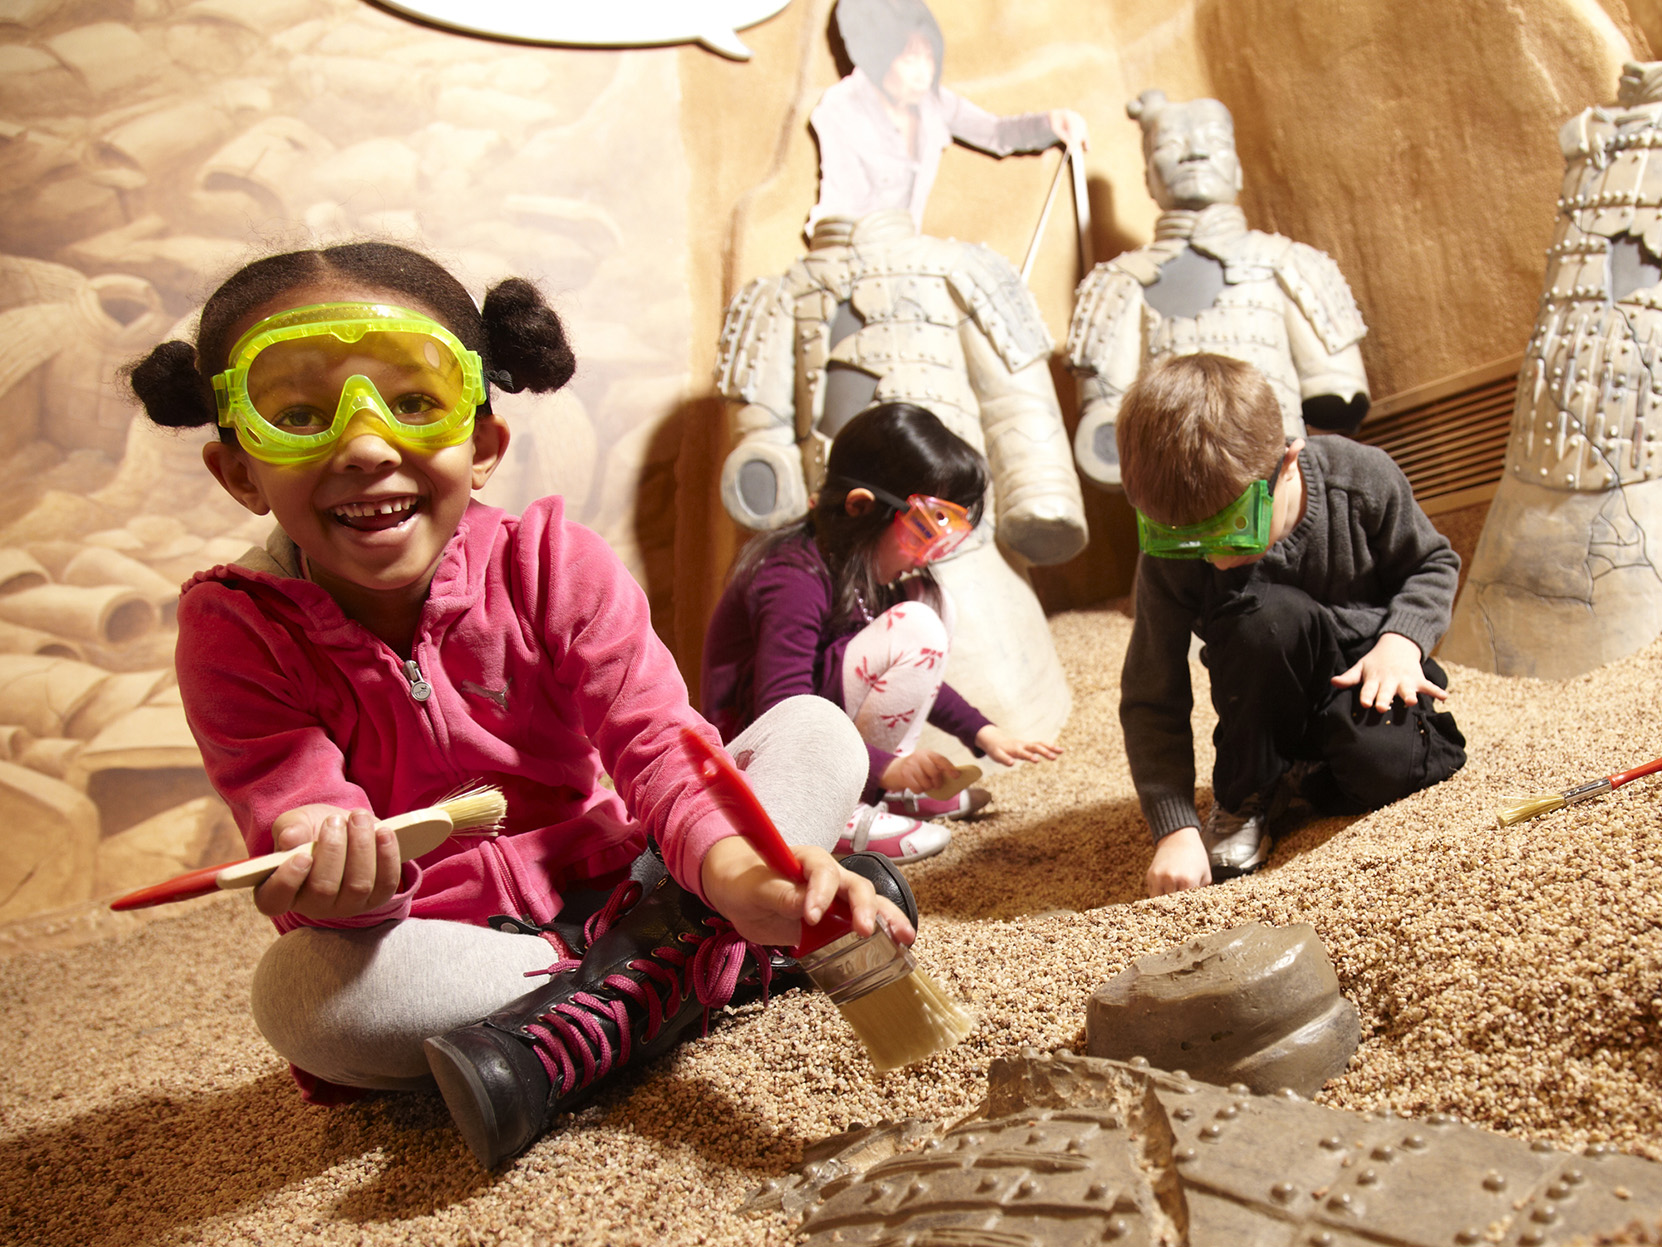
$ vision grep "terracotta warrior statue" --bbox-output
[714,209,1087,744]
[1065,90,1371,489]
[709,0,1091,747]
[1443,62,1662,677]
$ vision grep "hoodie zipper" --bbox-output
[402,657,433,702]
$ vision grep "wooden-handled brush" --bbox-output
[109,785,507,911]
[680,728,973,1072]
[1497,755,1662,826]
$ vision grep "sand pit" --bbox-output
[2,604,1658,1244]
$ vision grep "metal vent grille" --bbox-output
[1352,354,1521,515]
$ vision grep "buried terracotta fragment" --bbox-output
[1086,922,1361,1097]
[789,1051,1662,1246]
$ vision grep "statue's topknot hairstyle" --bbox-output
[1125,88,1170,129]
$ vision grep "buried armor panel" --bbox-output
[789,1051,1662,1246]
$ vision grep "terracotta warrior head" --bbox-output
[1129,90,1243,212]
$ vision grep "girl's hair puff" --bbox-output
[732,401,989,626]
[123,241,574,440]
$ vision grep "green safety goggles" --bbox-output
[1136,477,1273,559]
[212,302,486,465]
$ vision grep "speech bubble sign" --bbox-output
[374,0,792,60]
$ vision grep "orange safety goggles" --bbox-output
[856,482,976,565]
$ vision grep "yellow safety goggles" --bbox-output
[212,303,485,465]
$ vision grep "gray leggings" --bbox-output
[250,696,864,1090]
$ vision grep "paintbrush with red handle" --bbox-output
[1497,754,1662,826]
[681,727,972,1072]
[109,785,507,911]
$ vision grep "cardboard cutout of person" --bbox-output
[1066,91,1370,490]
[808,0,1086,236]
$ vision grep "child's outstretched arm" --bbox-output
[1146,826,1211,896]
[700,837,916,949]
[253,805,404,922]
[974,724,1063,766]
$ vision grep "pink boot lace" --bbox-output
[520,878,774,1099]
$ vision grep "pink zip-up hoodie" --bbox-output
[175,496,735,935]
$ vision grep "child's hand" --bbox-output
[882,749,960,796]
[254,805,403,921]
[1331,632,1447,715]
[974,725,1064,767]
[1146,826,1211,896]
[700,836,917,950]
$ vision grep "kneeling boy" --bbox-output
[1118,354,1467,896]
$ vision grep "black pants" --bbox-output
[1199,581,1466,816]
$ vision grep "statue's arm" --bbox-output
[1065,264,1146,490]
[714,277,810,531]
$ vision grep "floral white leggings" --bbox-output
[839,600,953,758]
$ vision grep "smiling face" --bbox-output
[203,281,507,642]
[1145,99,1242,211]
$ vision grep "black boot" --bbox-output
[424,848,921,1169]
[425,852,775,1168]
[838,849,919,929]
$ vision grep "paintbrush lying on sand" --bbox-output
[681,727,974,1072]
[1497,754,1662,826]
[109,785,507,911]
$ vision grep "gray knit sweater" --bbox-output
[1120,438,1461,842]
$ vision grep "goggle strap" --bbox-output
[831,477,911,514]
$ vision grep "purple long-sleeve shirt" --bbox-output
[702,534,989,802]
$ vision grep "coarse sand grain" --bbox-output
[2,605,1659,1245]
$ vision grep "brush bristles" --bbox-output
[834,965,975,1073]
[1496,793,1566,826]
[440,783,507,833]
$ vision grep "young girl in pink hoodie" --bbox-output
[125,242,915,1170]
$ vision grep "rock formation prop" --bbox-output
[1086,922,1361,1098]
[1065,91,1369,490]
[1444,61,1662,678]
[776,1050,1662,1246]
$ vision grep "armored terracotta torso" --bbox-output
[1066,204,1368,487]
[1510,90,1662,490]
[713,208,1084,745]
[716,209,1085,566]
[1443,63,1662,678]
